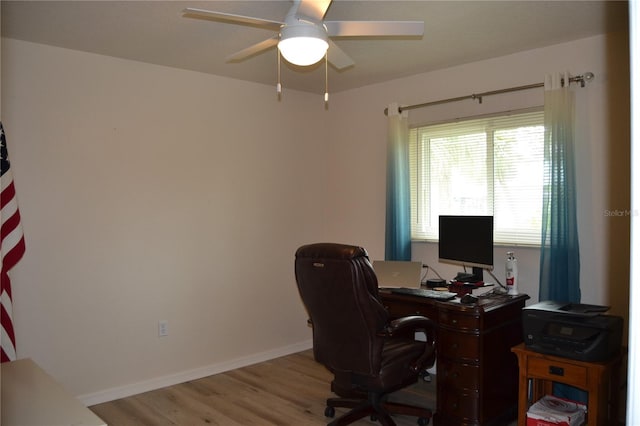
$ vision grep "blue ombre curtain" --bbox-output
[385,103,411,261]
[539,72,584,404]
[539,72,581,303]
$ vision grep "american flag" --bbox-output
[1,123,26,363]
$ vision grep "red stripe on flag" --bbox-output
[1,177,16,202]
[1,206,25,269]
[2,235,25,276]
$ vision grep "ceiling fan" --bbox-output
[182,0,424,69]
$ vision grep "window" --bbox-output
[409,109,544,245]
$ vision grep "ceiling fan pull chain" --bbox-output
[277,49,282,99]
[324,52,329,104]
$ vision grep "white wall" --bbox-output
[1,29,630,405]
[1,38,329,403]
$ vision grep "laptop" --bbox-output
[372,260,422,288]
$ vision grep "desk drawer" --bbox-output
[383,300,434,319]
[438,309,480,331]
[439,331,480,360]
[437,388,480,424]
[528,357,588,388]
[438,359,480,391]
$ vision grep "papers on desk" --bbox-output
[448,282,497,297]
[471,284,498,296]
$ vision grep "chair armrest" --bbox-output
[382,315,436,337]
[380,315,437,372]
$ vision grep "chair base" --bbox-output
[325,395,431,426]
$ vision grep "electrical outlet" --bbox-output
[158,320,169,337]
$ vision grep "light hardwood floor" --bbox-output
[89,349,437,425]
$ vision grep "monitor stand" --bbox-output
[454,267,484,283]
[471,266,484,282]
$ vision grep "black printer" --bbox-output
[522,301,623,362]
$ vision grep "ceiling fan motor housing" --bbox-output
[278,19,329,66]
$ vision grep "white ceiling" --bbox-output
[1,1,628,94]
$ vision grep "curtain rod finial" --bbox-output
[574,71,595,87]
[385,103,404,116]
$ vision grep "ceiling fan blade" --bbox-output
[325,20,424,37]
[327,39,355,70]
[296,0,332,21]
[182,8,283,31]
[226,36,279,62]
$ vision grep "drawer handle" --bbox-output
[452,319,458,324]
[549,366,564,376]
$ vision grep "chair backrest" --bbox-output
[295,243,389,376]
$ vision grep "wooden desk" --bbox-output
[511,343,621,426]
[1,358,107,426]
[380,291,529,426]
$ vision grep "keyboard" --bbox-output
[389,287,457,300]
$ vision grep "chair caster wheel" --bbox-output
[420,371,432,383]
[324,406,335,418]
[417,417,430,426]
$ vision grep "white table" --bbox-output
[1,358,107,426]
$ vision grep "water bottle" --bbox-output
[506,251,518,295]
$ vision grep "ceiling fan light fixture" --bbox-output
[278,23,328,66]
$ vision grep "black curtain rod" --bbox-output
[383,72,595,116]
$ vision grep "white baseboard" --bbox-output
[79,339,313,407]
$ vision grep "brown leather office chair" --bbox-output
[295,243,436,426]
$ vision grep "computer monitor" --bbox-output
[438,215,494,282]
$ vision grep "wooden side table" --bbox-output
[511,343,621,426]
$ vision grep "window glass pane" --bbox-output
[429,132,490,215]
[493,125,544,244]
[409,109,543,245]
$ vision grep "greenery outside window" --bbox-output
[409,109,544,245]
